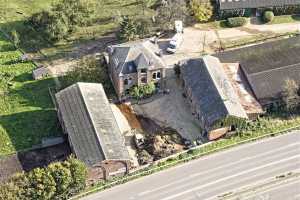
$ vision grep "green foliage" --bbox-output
[190,0,213,23]
[0,157,87,200]
[27,0,98,42]
[27,168,56,200]
[117,16,151,41]
[61,55,114,96]
[226,17,248,27]
[65,156,88,194]
[263,11,275,23]
[130,82,156,99]
[48,162,72,199]
[0,33,59,155]
[212,116,248,131]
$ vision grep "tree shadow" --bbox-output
[9,75,57,109]
[0,110,62,155]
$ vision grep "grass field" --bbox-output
[0,32,60,156]
[0,0,154,58]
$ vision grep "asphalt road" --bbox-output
[82,132,300,200]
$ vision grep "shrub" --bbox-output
[263,11,274,23]
[64,156,88,194]
[130,82,156,99]
[226,17,248,27]
[27,168,56,200]
[190,0,213,23]
[48,162,72,199]
[0,157,87,200]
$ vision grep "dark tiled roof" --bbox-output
[181,56,247,128]
[55,83,130,166]
[215,36,300,104]
[218,0,300,10]
[109,40,165,75]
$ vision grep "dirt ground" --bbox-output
[0,142,71,183]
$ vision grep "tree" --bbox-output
[155,0,189,31]
[281,79,300,112]
[27,168,56,200]
[48,162,72,199]
[118,16,139,41]
[190,0,213,23]
[62,55,112,93]
[64,156,88,194]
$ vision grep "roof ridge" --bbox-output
[250,62,300,76]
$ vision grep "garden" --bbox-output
[0,32,60,156]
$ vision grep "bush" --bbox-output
[226,17,248,27]
[0,157,87,200]
[130,82,156,99]
[190,0,213,23]
[263,11,275,23]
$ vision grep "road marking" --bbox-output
[137,143,300,196]
[160,155,300,200]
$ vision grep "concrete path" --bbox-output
[81,131,300,200]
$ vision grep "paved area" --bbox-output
[133,69,203,142]
[81,131,300,200]
[111,104,139,167]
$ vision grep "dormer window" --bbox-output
[141,69,147,74]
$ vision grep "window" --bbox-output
[124,79,128,85]
[141,77,147,83]
[157,72,161,79]
[152,73,157,79]
[141,69,147,74]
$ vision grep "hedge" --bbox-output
[227,17,248,27]
[263,11,275,23]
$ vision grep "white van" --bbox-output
[166,33,183,54]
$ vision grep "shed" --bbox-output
[55,83,131,167]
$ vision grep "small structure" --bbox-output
[32,66,49,80]
[55,83,131,175]
[180,55,248,140]
[107,40,166,100]
[217,0,300,18]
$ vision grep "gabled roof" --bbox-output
[181,55,248,128]
[215,36,300,104]
[218,0,300,10]
[55,83,130,166]
[108,40,165,75]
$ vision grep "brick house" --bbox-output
[106,40,166,100]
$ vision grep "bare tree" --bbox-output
[281,79,300,111]
[155,0,189,31]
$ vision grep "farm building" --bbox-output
[55,83,131,175]
[180,55,249,140]
[216,36,300,107]
[217,0,300,18]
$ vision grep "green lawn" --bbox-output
[270,15,300,24]
[0,32,60,156]
[0,0,154,58]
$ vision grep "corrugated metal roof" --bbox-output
[55,83,130,166]
[218,0,300,10]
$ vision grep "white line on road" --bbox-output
[137,143,300,197]
[160,155,300,200]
